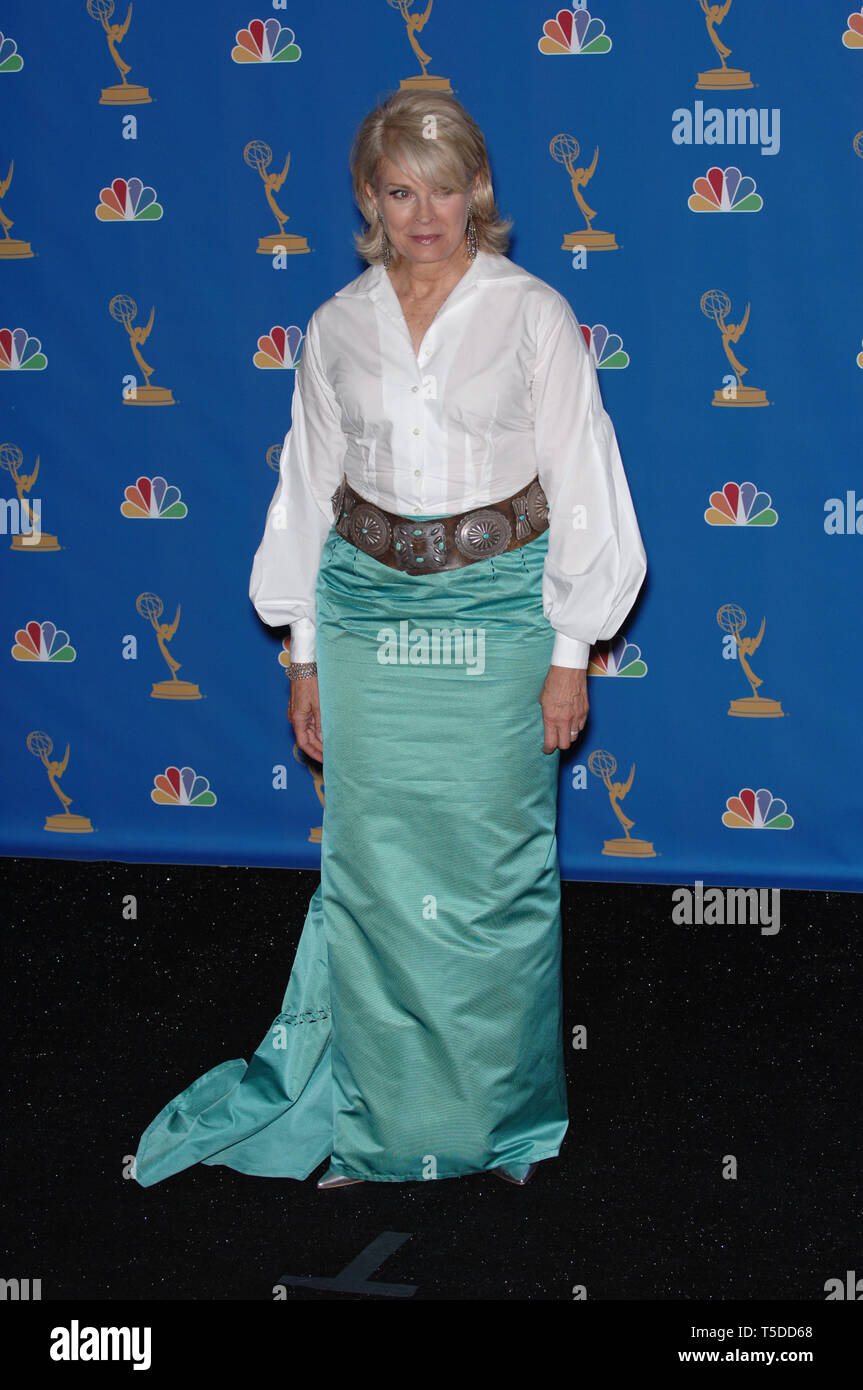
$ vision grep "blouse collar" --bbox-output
[334,250,532,303]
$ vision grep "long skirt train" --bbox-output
[134,524,568,1185]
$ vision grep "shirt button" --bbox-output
[414,469,421,477]
[411,385,419,393]
[412,427,420,436]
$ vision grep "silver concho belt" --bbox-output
[330,475,549,575]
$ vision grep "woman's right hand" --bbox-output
[288,676,323,762]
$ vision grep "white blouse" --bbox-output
[249,250,646,668]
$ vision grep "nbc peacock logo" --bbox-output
[722,787,794,830]
[12,620,76,662]
[705,482,777,526]
[0,328,46,371]
[151,766,217,806]
[0,30,23,71]
[689,165,763,213]
[254,325,303,370]
[588,637,646,678]
[231,19,301,63]
[96,178,163,221]
[121,476,187,519]
[538,6,612,55]
[582,323,629,369]
[842,7,863,46]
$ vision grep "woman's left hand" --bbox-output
[539,665,589,753]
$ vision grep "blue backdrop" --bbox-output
[2,1,862,888]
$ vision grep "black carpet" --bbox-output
[2,856,860,1313]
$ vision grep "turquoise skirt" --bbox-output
[134,525,568,1185]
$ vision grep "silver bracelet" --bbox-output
[287,661,317,680]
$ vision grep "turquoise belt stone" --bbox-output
[331,475,549,575]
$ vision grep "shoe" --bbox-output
[316,1164,365,1189]
[494,1161,537,1186]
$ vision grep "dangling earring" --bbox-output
[378,213,390,269]
[465,202,477,261]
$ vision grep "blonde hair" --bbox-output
[350,89,513,266]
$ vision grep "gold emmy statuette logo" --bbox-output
[87,0,152,104]
[716,604,785,717]
[550,134,618,252]
[244,142,310,255]
[1,442,60,550]
[701,289,769,407]
[588,748,657,858]
[110,294,175,405]
[696,0,753,90]
[0,161,33,259]
[27,730,94,832]
[137,592,202,699]
[388,0,453,92]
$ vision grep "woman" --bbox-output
[133,90,646,1190]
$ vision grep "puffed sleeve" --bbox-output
[530,291,646,668]
[248,310,346,661]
